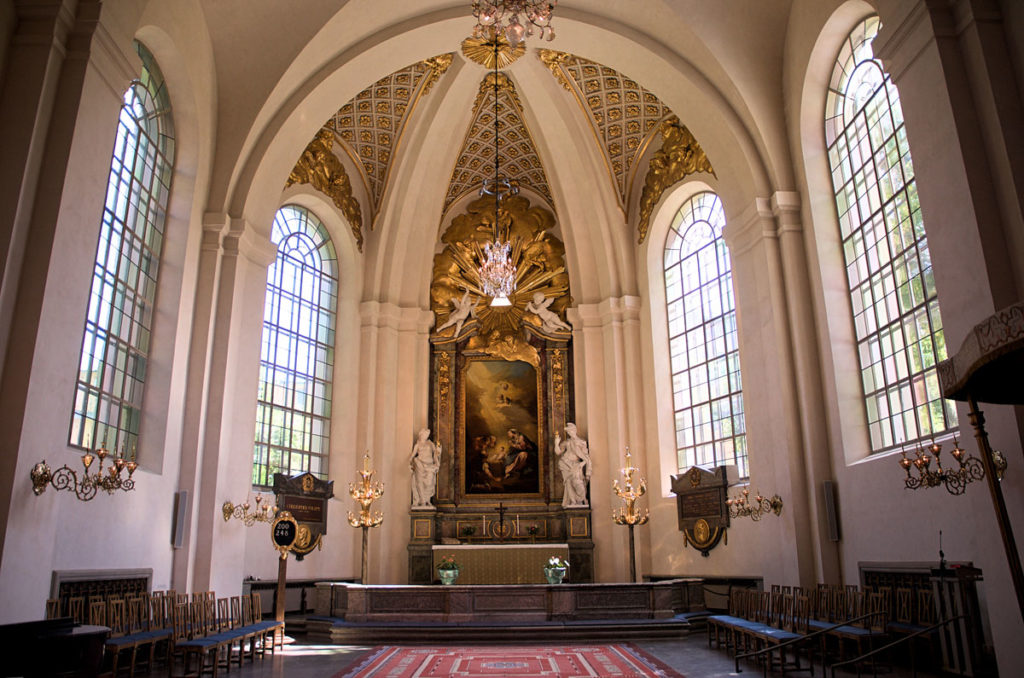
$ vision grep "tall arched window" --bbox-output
[252,205,338,487]
[69,42,174,455]
[664,192,747,477]
[826,17,956,452]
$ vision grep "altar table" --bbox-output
[431,543,569,584]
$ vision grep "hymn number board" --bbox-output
[272,471,334,561]
[670,466,729,557]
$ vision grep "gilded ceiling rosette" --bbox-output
[443,72,554,214]
[324,53,454,227]
[538,50,672,209]
[431,193,570,340]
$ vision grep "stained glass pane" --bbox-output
[69,43,174,456]
[664,192,747,478]
[252,206,338,487]
[825,17,957,453]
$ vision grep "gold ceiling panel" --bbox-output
[325,53,454,226]
[444,72,553,213]
[461,31,526,69]
[538,50,673,206]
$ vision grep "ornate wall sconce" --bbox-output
[898,437,1004,496]
[726,487,783,521]
[30,442,137,501]
[612,448,649,582]
[348,451,384,583]
[222,494,277,526]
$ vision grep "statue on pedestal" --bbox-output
[554,423,592,507]
[410,428,441,509]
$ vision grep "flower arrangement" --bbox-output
[438,554,460,571]
[527,524,539,536]
[546,556,569,569]
[461,525,477,537]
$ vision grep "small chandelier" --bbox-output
[726,487,783,521]
[30,440,138,501]
[898,437,1004,495]
[472,1,558,46]
[222,494,277,526]
[477,36,518,307]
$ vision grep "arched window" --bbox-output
[69,42,174,455]
[826,17,956,452]
[252,205,338,487]
[664,192,747,477]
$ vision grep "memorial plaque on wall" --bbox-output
[273,472,334,561]
[670,466,729,556]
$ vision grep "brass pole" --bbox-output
[361,525,369,584]
[967,396,1024,623]
[628,523,637,583]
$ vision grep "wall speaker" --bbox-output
[171,490,189,549]
[823,480,840,542]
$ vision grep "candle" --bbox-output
[482,514,486,533]
[516,515,520,533]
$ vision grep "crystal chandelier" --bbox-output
[472,1,558,46]
[477,35,518,307]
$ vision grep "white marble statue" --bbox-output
[526,292,571,333]
[554,422,592,507]
[409,428,441,509]
[435,290,476,337]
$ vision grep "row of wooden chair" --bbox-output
[710,585,892,673]
[174,592,284,677]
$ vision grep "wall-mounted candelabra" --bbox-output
[348,451,384,584]
[222,494,277,526]
[30,442,137,501]
[726,487,783,521]
[612,448,648,582]
[898,437,1004,496]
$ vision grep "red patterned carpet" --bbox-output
[334,644,685,678]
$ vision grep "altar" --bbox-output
[431,543,569,584]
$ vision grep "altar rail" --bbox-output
[314,579,704,623]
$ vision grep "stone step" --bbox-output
[307,614,708,644]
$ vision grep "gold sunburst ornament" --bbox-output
[462,31,526,69]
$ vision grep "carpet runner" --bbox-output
[334,644,685,677]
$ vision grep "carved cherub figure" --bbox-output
[436,290,476,337]
[526,292,571,333]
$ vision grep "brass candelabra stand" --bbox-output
[348,451,384,583]
[898,437,1003,496]
[222,494,277,526]
[30,441,138,501]
[612,448,649,582]
[726,487,783,521]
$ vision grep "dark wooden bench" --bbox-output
[0,617,109,678]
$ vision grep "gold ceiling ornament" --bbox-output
[537,49,573,92]
[421,53,455,96]
[286,129,365,251]
[324,54,454,226]
[636,116,716,244]
[462,31,526,69]
[536,51,673,209]
[431,193,569,340]
[445,73,553,213]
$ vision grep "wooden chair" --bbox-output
[251,592,284,655]
[44,598,59,620]
[68,596,85,624]
[88,599,106,626]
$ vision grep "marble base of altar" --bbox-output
[314,579,705,623]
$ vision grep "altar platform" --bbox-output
[309,579,707,643]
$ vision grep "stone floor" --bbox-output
[186,633,946,677]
